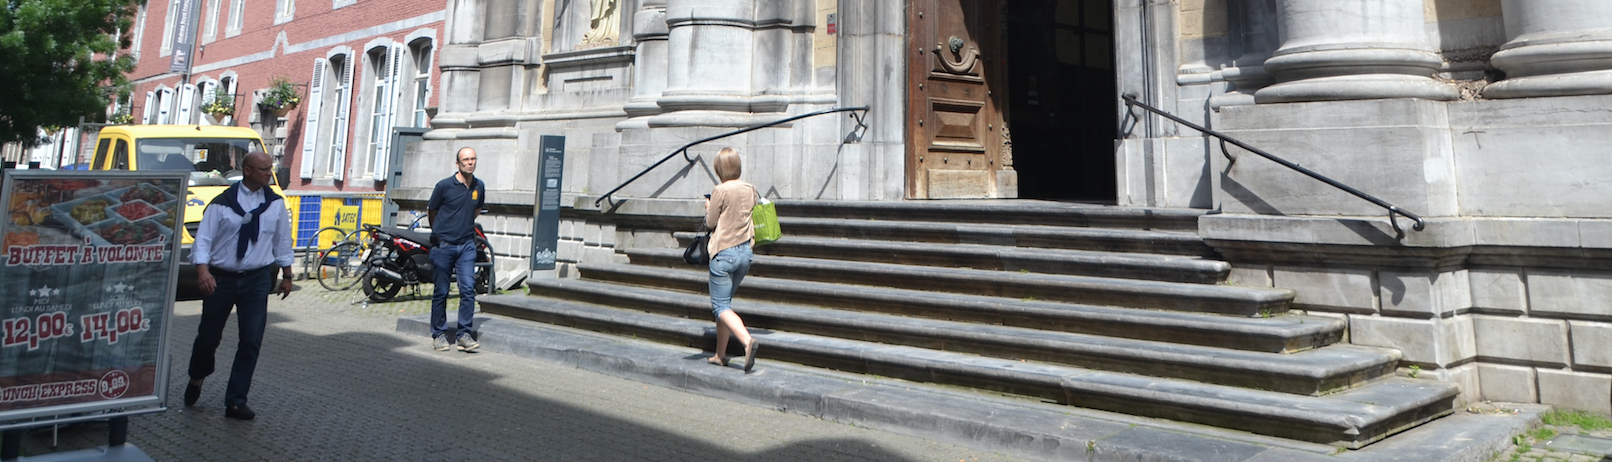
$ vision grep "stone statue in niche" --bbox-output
[578,0,619,49]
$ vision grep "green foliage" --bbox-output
[260,76,301,110]
[1540,408,1612,431]
[1527,426,1556,441]
[1408,364,1421,378]
[1513,434,1531,452]
[0,0,139,146]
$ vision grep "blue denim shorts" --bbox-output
[708,242,753,317]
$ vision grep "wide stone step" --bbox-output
[623,248,1295,316]
[478,293,1460,448]
[570,262,1342,353]
[778,217,1218,256]
[676,232,1228,284]
[774,200,1206,231]
[526,276,1388,394]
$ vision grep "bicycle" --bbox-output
[315,238,370,291]
[300,226,365,281]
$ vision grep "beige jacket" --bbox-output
[705,180,756,256]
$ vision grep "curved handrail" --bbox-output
[594,107,871,208]
[1121,94,1425,232]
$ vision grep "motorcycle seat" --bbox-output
[389,228,437,247]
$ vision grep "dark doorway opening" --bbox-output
[1005,0,1117,202]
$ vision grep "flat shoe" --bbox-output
[183,382,201,407]
[706,356,728,367]
[743,340,760,373]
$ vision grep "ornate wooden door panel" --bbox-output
[907,0,1007,199]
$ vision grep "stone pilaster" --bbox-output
[1254,0,1457,103]
[621,0,670,121]
[1483,0,1612,98]
[1210,0,1278,108]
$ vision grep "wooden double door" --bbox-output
[906,0,1010,199]
[906,0,1119,201]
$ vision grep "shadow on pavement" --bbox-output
[10,307,958,462]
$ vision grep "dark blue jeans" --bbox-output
[430,240,477,340]
[189,265,273,407]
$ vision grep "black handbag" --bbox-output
[683,226,711,265]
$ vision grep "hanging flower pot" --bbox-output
[261,75,303,119]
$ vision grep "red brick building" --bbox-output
[122,0,444,194]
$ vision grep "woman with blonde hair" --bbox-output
[704,147,760,372]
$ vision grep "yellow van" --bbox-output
[92,125,290,296]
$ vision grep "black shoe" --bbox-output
[224,404,255,420]
[183,382,201,407]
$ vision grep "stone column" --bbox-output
[1254,0,1457,103]
[1483,0,1612,99]
[652,0,765,123]
[622,0,669,119]
[431,0,486,128]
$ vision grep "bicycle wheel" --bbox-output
[473,236,495,294]
[316,241,368,291]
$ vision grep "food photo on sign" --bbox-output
[0,171,183,419]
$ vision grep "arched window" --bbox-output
[357,44,403,181]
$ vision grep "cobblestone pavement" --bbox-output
[11,284,1025,462]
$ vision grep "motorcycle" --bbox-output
[359,223,494,302]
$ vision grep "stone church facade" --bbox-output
[394,0,1612,415]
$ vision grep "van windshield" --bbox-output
[135,138,267,186]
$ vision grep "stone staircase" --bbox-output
[479,200,1459,449]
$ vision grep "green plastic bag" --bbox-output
[751,196,780,246]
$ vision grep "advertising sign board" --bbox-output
[0,171,182,429]
[530,136,564,273]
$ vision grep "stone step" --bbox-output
[778,217,1218,256]
[571,261,1341,353]
[477,293,1460,448]
[774,199,1207,231]
[622,248,1295,316]
[526,275,1387,394]
[675,232,1228,284]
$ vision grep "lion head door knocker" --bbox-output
[935,35,980,76]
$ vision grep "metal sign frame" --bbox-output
[0,170,183,431]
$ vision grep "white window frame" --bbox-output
[159,0,181,57]
[226,0,244,36]
[154,87,174,124]
[332,0,355,10]
[175,83,197,125]
[203,0,221,41]
[141,91,156,125]
[132,4,147,60]
[407,38,433,128]
[274,0,294,24]
[357,44,403,181]
[327,55,354,181]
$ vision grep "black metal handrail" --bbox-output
[594,107,870,208]
[1121,94,1425,232]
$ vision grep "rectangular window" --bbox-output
[412,43,432,127]
[160,0,180,56]
[227,0,244,34]
[204,0,220,40]
[367,51,388,171]
[328,56,351,178]
[275,0,294,24]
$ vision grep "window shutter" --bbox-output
[331,56,354,181]
[175,84,196,125]
[156,87,173,124]
[300,59,327,179]
[374,44,406,181]
[141,91,155,125]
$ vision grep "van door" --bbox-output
[112,139,131,170]
[92,138,112,169]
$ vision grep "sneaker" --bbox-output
[456,335,480,352]
[224,404,256,420]
[431,336,451,351]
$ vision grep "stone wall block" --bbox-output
[598,223,618,247]
[583,223,603,246]
[1469,268,1526,314]
[1477,364,1538,403]
[1428,363,1481,406]
[1380,270,1471,318]
[1583,220,1612,249]
[559,218,581,240]
[1350,315,1473,367]
[582,245,618,265]
[1537,369,1612,414]
[1227,264,1271,288]
[1570,321,1612,370]
[1529,270,1612,320]
[557,239,584,262]
[1472,315,1570,366]
[1273,266,1375,313]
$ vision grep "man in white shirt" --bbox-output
[182,151,294,420]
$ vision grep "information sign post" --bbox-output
[529,136,565,278]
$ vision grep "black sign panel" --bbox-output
[529,136,564,272]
